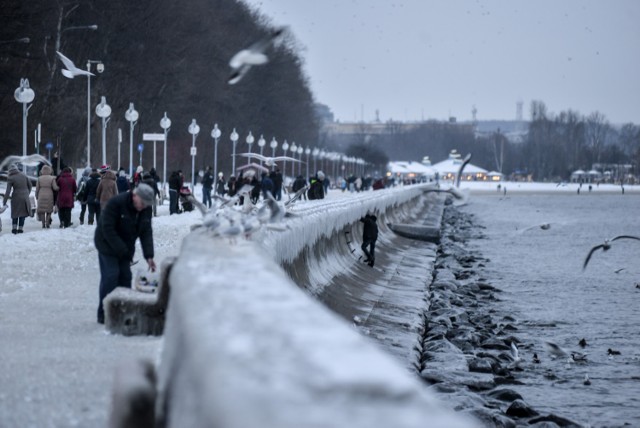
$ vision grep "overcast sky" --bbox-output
[243,0,639,124]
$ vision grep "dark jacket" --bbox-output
[292,176,307,192]
[307,178,324,200]
[168,172,182,191]
[85,172,101,205]
[202,171,214,189]
[360,214,378,241]
[271,170,283,191]
[94,191,154,262]
[261,174,274,196]
[116,173,130,194]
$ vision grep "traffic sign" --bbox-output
[190,147,197,156]
[143,133,165,141]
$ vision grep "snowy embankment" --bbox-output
[159,186,473,426]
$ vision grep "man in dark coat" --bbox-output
[260,172,274,200]
[271,168,283,201]
[307,171,325,200]
[94,183,156,324]
[360,213,378,267]
[168,170,182,215]
[201,166,214,208]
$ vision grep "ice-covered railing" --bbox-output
[261,184,428,265]
[158,231,473,428]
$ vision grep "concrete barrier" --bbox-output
[155,230,473,428]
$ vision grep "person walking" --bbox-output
[216,172,227,197]
[201,166,214,208]
[360,213,378,267]
[96,167,118,211]
[292,174,308,200]
[2,164,33,234]
[94,183,156,324]
[55,167,77,228]
[260,172,274,200]
[36,165,59,228]
[307,171,325,200]
[271,168,283,201]
[168,170,181,215]
[116,168,130,194]
[76,166,91,225]
[84,168,101,225]
[142,172,160,216]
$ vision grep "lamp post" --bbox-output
[312,148,319,174]
[160,112,171,187]
[14,78,35,156]
[84,59,104,166]
[270,138,278,170]
[125,103,138,176]
[230,128,239,175]
[117,128,122,170]
[188,119,200,189]
[257,135,266,160]
[210,123,221,180]
[95,96,111,166]
[245,131,254,165]
[289,142,297,177]
[281,140,289,177]
[305,147,311,179]
[297,146,304,176]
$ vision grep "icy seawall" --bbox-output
[157,185,474,427]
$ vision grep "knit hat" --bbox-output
[134,183,155,207]
[100,164,111,173]
[83,166,92,176]
[8,164,19,173]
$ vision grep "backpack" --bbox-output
[76,180,87,201]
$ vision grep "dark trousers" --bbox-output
[169,189,179,214]
[97,253,132,322]
[79,202,87,222]
[202,187,212,208]
[11,216,26,229]
[59,207,72,227]
[88,203,100,224]
[361,239,376,262]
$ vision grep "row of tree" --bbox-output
[329,101,640,181]
[0,0,319,180]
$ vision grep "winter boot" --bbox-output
[17,227,24,234]
[12,228,17,234]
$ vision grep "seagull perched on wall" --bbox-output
[583,235,640,270]
[237,153,302,168]
[56,51,95,79]
[228,27,286,85]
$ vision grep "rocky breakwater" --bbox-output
[418,206,583,428]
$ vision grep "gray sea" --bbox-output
[463,192,640,426]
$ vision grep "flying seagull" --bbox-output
[237,152,302,167]
[582,235,640,270]
[228,27,286,85]
[56,51,95,79]
[0,154,50,171]
[424,186,465,200]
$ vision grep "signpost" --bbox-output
[143,132,165,170]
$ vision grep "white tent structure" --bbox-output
[386,161,435,182]
[431,150,490,182]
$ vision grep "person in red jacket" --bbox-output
[56,167,77,228]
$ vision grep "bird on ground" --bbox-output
[583,374,591,386]
[532,353,541,364]
[510,342,522,363]
[228,27,286,85]
[56,51,95,79]
[583,235,640,270]
[578,338,588,348]
[237,153,302,168]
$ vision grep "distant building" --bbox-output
[431,150,491,182]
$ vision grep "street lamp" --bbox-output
[230,128,239,175]
[160,112,171,188]
[270,138,278,170]
[289,142,297,177]
[258,134,266,156]
[14,78,35,156]
[188,119,200,189]
[125,103,139,176]
[305,147,311,179]
[297,146,304,176]
[117,128,122,170]
[95,96,111,166]
[312,148,319,173]
[85,59,104,166]
[281,140,289,176]
[211,123,221,180]
[245,131,255,165]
